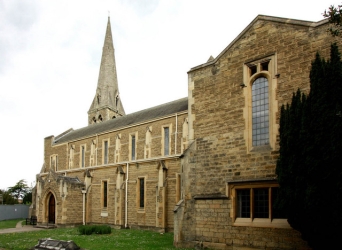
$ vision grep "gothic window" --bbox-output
[252,77,269,146]
[90,140,96,166]
[138,177,145,209]
[98,115,103,122]
[69,146,75,168]
[144,127,152,159]
[115,134,121,163]
[50,155,58,171]
[164,127,170,156]
[103,140,109,164]
[243,55,277,151]
[102,180,108,208]
[131,135,136,160]
[162,125,171,156]
[80,145,85,168]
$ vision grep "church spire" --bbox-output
[88,17,125,124]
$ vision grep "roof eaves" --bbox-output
[54,128,74,141]
[54,97,188,145]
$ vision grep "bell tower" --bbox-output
[88,17,125,124]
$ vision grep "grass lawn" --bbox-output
[0,227,194,250]
[0,219,24,229]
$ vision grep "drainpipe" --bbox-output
[175,113,178,154]
[125,163,129,228]
[82,189,86,225]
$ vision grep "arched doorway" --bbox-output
[48,194,55,224]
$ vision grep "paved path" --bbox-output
[0,220,46,234]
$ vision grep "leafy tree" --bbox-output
[22,189,32,205]
[7,179,29,200]
[323,4,342,37]
[0,189,17,204]
[276,44,342,249]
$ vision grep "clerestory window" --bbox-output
[103,140,109,164]
[164,127,170,156]
[131,135,136,160]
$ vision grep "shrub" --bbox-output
[78,225,111,235]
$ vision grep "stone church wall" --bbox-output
[175,17,341,249]
[38,112,187,230]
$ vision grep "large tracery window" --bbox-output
[243,55,277,152]
[252,77,269,146]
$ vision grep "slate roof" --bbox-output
[54,97,188,145]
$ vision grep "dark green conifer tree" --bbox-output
[276,44,342,249]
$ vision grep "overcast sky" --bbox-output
[0,0,337,190]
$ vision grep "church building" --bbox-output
[33,14,338,249]
[173,15,338,249]
[33,17,188,231]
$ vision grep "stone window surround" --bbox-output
[161,124,172,156]
[69,145,75,169]
[137,176,146,213]
[90,140,96,166]
[227,179,290,228]
[101,180,109,211]
[144,126,152,159]
[50,154,58,172]
[102,138,110,165]
[114,134,121,163]
[243,54,278,152]
[129,132,138,161]
[79,144,86,168]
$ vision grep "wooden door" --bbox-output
[48,195,55,224]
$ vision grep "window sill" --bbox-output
[234,218,290,228]
[101,211,108,217]
[250,144,272,153]
[137,208,145,213]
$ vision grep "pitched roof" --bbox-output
[188,15,329,73]
[54,97,188,144]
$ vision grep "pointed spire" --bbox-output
[88,17,125,124]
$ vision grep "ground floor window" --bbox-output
[103,181,108,208]
[236,187,283,219]
[137,177,145,210]
[229,180,289,228]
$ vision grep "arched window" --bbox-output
[252,77,269,146]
